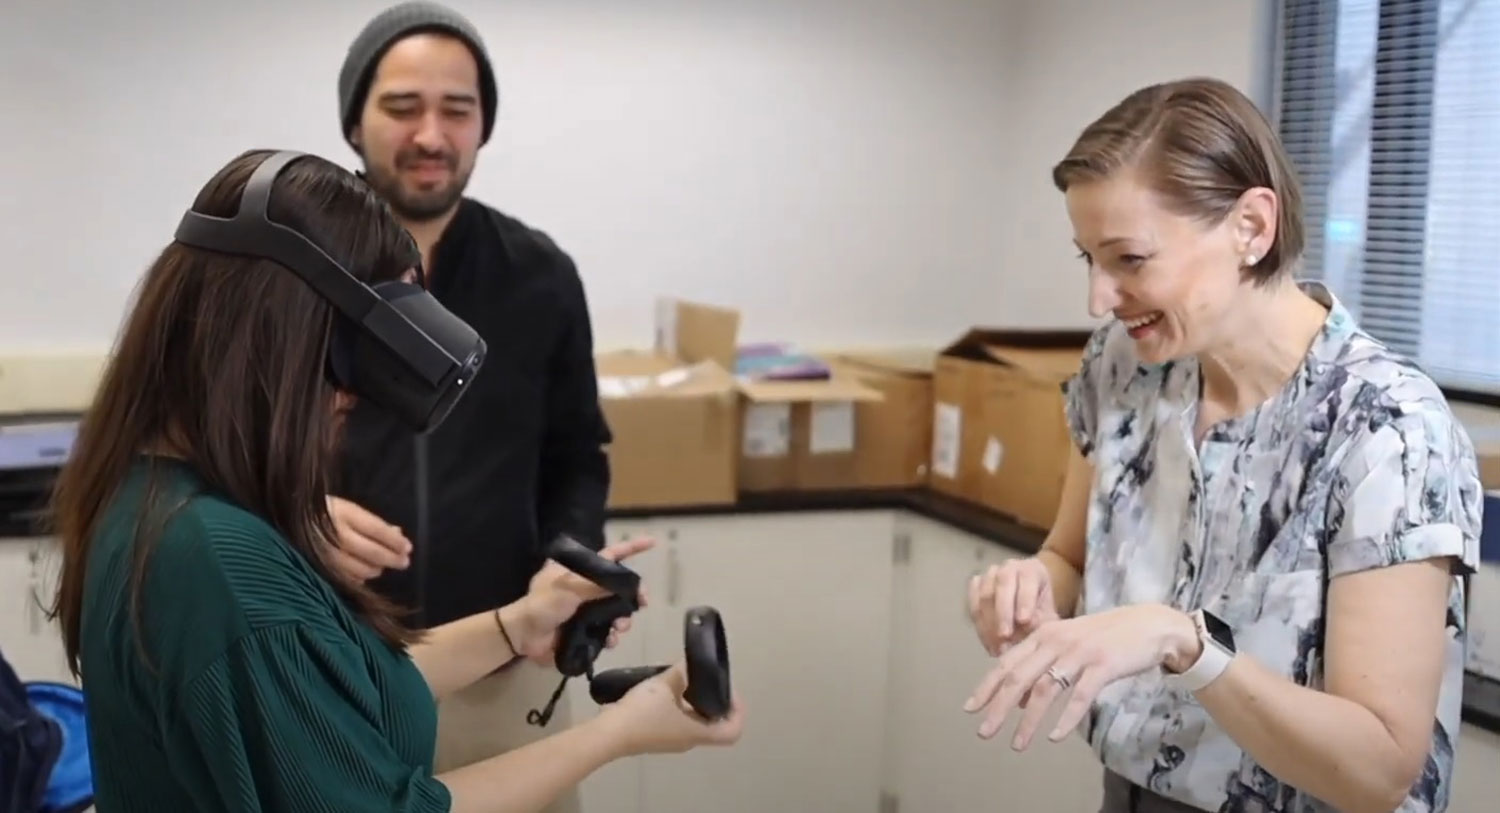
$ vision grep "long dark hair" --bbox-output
[49,149,422,676]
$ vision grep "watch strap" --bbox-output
[1163,610,1234,692]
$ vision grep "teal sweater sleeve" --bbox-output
[162,623,453,813]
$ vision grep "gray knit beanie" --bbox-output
[338,1,499,147]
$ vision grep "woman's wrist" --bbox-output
[584,705,639,760]
[1158,606,1203,674]
[494,601,532,660]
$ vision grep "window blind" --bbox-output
[1276,0,1500,395]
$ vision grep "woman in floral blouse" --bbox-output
[965,77,1480,813]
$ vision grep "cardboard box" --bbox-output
[736,374,883,492]
[597,299,742,509]
[929,329,1090,529]
[832,352,936,488]
[654,298,740,373]
[1465,422,1500,489]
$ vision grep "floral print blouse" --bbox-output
[1061,281,1482,812]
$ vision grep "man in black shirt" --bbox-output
[327,4,612,803]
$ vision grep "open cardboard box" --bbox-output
[929,328,1091,530]
[595,299,742,509]
[600,297,909,503]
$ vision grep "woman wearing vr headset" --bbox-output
[47,148,744,812]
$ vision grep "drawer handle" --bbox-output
[667,547,681,606]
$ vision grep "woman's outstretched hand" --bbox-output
[600,661,747,756]
[963,603,1199,750]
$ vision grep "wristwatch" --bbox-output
[1163,609,1236,692]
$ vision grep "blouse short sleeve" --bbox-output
[1061,323,1115,460]
[1325,399,1482,579]
[165,624,452,813]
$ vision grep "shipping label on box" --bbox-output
[809,401,856,454]
[742,403,792,458]
[736,375,882,492]
[931,402,961,480]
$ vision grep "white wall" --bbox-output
[0,0,1271,360]
[990,0,1275,327]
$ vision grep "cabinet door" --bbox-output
[1453,723,1500,810]
[0,540,37,670]
[637,510,897,813]
[571,518,663,813]
[883,515,1102,812]
[0,538,74,686]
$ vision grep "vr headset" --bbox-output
[172,150,486,433]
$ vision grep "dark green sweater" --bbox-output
[77,458,452,811]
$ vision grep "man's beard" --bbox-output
[362,158,470,223]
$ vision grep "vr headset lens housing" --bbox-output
[348,280,485,431]
[172,151,486,433]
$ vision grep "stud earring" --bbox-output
[1245,254,1259,267]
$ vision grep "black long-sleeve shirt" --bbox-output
[334,198,612,628]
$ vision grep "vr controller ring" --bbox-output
[681,606,732,720]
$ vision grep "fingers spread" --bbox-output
[970,637,1060,740]
[1049,662,1105,743]
[1010,650,1085,751]
[964,634,1037,714]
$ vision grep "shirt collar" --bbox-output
[1297,279,1359,368]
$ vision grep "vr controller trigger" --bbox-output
[589,665,670,705]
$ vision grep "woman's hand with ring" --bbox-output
[962,603,1200,750]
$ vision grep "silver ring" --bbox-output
[1046,666,1072,690]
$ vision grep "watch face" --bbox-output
[1202,610,1236,652]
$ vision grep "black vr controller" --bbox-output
[526,535,732,726]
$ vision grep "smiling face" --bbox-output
[1066,167,1273,364]
[350,33,483,223]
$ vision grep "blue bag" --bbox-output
[0,648,93,813]
[1,645,62,813]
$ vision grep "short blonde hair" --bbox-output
[1052,77,1305,283]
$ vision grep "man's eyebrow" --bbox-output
[375,91,478,105]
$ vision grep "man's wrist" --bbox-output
[1159,607,1203,674]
